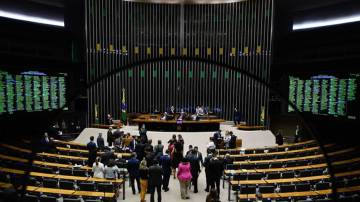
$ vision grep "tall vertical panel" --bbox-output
[85,0,273,127]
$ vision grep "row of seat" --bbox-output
[219,140,317,153]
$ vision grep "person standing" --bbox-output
[87,136,97,167]
[97,133,105,151]
[139,159,149,202]
[234,107,241,125]
[139,125,148,143]
[154,140,164,160]
[204,151,213,192]
[148,160,163,202]
[295,125,302,143]
[92,157,104,178]
[275,129,284,145]
[208,151,224,195]
[107,127,113,147]
[135,139,146,161]
[159,150,171,192]
[127,153,141,195]
[186,148,201,193]
[177,158,192,199]
[172,138,184,179]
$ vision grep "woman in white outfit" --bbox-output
[92,157,104,178]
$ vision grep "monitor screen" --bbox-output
[0,70,67,114]
[288,73,360,119]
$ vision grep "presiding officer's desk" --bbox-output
[132,114,225,131]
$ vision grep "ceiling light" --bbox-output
[0,9,64,27]
[293,14,360,30]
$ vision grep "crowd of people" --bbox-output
[83,128,240,202]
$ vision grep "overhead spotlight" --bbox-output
[0,9,64,27]
[293,14,360,30]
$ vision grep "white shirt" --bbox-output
[92,162,105,178]
[207,141,216,150]
[224,135,231,147]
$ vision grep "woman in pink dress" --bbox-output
[177,158,192,199]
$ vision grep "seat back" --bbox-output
[279,184,295,193]
[59,180,74,190]
[259,185,275,193]
[295,183,311,191]
[43,178,58,188]
[97,183,113,192]
[79,182,96,191]
[240,185,256,194]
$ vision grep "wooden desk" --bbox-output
[0,182,116,198]
[91,123,121,129]
[227,146,320,158]
[239,186,360,199]
[0,167,124,184]
[233,148,353,165]
[0,153,91,170]
[220,140,316,152]
[236,124,265,130]
[56,146,132,158]
[28,186,115,198]
[233,154,324,165]
[133,114,225,131]
[230,175,329,186]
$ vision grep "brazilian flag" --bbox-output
[121,88,127,125]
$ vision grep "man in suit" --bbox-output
[154,140,164,160]
[135,140,146,161]
[127,153,141,194]
[97,133,105,151]
[139,126,148,144]
[234,107,241,125]
[86,136,97,166]
[107,127,113,147]
[208,151,224,195]
[213,130,222,149]
[204,151,213,192]
[159,150,171,192]
[129,136,137,152]
[148,160,163,202]
[186,148,201,193]
[229,131,237,149]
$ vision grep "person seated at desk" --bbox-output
[177,108,186,121]
[169,105,176,114]
[106,114,113,125]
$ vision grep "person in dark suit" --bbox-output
[229,131,237,149]
[106,127,113,147]
[186,149,201,193]
[159,150,171,192]
[87,136,97,166]
[213,130,222,149]
[208,151,224,195]
[148,160,163,202]
[101,150,116,165]
[127,153,141,195]
[234,107,241,125]
[135,140,146,161]
[139,126,148,144]
[97,133,105,151]
[275,129,284,145]
[129,136,137,152]
[204,151,213,192]
[154,140,164,160]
